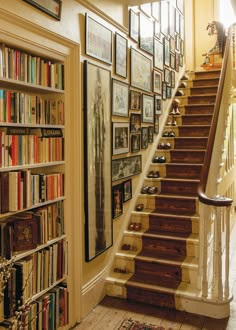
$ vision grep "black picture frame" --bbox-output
[112,183,123,219]
[131,134,141,153]
[161,1,169,37]
[130,90,141,110]
[148,126,154,143]
[164,38,170,67]
[142,93,154,124]
[162,82,167,100]
[112,155,142,182]
[154,94,162,115]
[129,9,139,43]
[153,70,162,95]
[123,179,132,203]
[112,79,129,117]
[141,127,149,149]
[139,12,154,55]
[115,32,128,78]
[130,47,152,92]
[84,60,112,261]
[112,122,130,155]
[130,113,142,133]
[23,0,62,20]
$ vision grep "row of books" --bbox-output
[0,130,64,167]
[0,201,65,258]
[0,44,64,90]
[0,171,64,213]
[0,90,64,125]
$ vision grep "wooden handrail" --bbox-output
[197,27,233,207]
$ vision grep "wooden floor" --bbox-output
[73,215,236,330]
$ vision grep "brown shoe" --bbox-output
[136,203,144,211]
[147,186,158,194]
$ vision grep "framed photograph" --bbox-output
[179,54,183,67]
[180,15,184,40]
[112,155,142,182]
[175,52,180,72]
[170,37,176,53]
[113,122,130,155]
[154,94,162,115]
[112,183,123,219]
[154,20,161,39]
[148,126,154,143]
[153,70,162,95]
[141,127,149,149]
[162,82,167,100]
[115,33,128,78]
[130,47,152,92]
[170,53,176,70]
[152,2,160,21]
[164,68,171,85]
[167,85,172,98]
[142,94,154,124]
[123,179,132,203]
[84,61,112,261]
[131,134,141,153]
[177,0,184,14]
[129,9,139,42]
[154,114,159,134]
[130,113,141,133]
[112,79,129,117]
[175,10,180,35]
[164,38,170,67]
[140,3,152,17]
[171,70,175,88]
[130,90,141,110]
[161,1,169,37]
[154,38,164,71]
[85,13,112,65]
[169,4,176,38]
[139,12,154,55]
[180,39,184,55]
[176,34,181,52]
[23,0,62,20]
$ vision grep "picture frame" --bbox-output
[154,114,159,134]
[179,54,183,67]
[130,90,141,110]
[175,10,180,35]
[148,126,154,143]
[154,38,164,71]
[152,2,161,21]
[142,94,154,124]
[140,3,152,17]
[23,0,62,20]
[164,38,170,67]
[154,94,162,115]
[112,122,130,155]
[162,82,167,100]
[112,183,123,219]
[153,70,162,95]
[164,68,171,85]
[161,1,169,37]
[154,20,161,39]
[171,70,175,88]
[175,52,180,72]
[130,113,142,133]
[180,15,185,40]
[85,13,112,65]
[84,61,112,261]
[170,37,176,54]
[123,179,132,203]
[112,155,142,182]
[177,0,184,14]
[131,134,141,153]
[169,4,176,38]
[115,33,128,78]
[170,53,176,70]
[129,9,139,43]
[167,85,172,99]
[139,12,154,55]
[176,34,181,52]
[130,47,152,92]
[141,127,149,149]
[112,79,129,117]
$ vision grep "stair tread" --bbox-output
[132,210,200,221]
[142,231,199,242]
[134,254,199,267]
[160,178,200,182]
[128,274,180,289]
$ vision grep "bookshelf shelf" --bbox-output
[0,161,65,172]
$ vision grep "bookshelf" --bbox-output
[0,9,82,330]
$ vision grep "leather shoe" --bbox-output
[134,223,142,231]
[153,156,166,163]
[169,131,176,137]
[147,170,154,178]
[147,186,158,194]
[164,142,171,149]
[141,186,149,194]
[158,143,165,149]
[153,171,160,178]
[162,131,170,137]
[136,203,144,211]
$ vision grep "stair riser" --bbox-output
[154,196,197,215]
[170,151,205,164]
[165,164,202,179]
[193,78,219,86]
[178,126,210,137]
[188,95,216,104]
[149,214,192,236]
[174,138,208,149]
[161,181,198,196]
[181,116,212,125]
[184,105,214,114]
[194,71,220,79]
[190,87,218,95]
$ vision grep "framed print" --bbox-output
[180,15,184,40]
[113,122,130,155]
[154,114,159,134]
[123,179,132,203]
[180,39,184,55]
[177,0,184,14]
[129,9,139,42]
[162,82,167,100]
[115,33,128,78]
[131,134,141,153]
[84,61,112,261]
[112,79,129,117]
[175,10,180,35]
[152,2,160,21]
[112,183,123,219]
[176,34,181,52]
[161,1,169,37]
[154,20,161,39]
[23,0,62,20]
[148,126,154,143]
[140,3,152,17]
[130,113,141,133]
[164,68,171,85]
[112,155,142,182]
[170,37,176,53]
[153,70,162,95]
[139,13,154,55]
[141,127,149,149]
[171,70,175,88]
[142,94,154,124]
[130,90,141,110]
[130,47,152,92]
[154,94,162,115]
[154,38,164,71]
[164,38,170,67]
[85,13,112,65]
[179,54,183,67]
[167,85,172,98]
[169,4,176,38]
[170,53,176,70]
[175,52,180,72]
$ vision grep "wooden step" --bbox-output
[192,77,219,87]
[174,137,208,149]
[194,69,221,79]
[160,178,199,196]
[170,150,205,163]
[190,85,218,95]
[154,195,197,215]
[181,114,212,125]
[165,163,202,179]
[178,125,210,137]
[188,94,216,104]
[184,104,215,114]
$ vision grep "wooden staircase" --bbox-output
[106,69,221,313]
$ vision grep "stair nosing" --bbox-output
[142,232,199,243]
[134,254,199,268]
[131,210,200,221]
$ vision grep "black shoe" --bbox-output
[153,156,166,163]
[153,171,160,178]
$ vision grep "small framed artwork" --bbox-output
[180,39,184,55]
[131,134,141,153]
[171,70,175,88]
[164,38,170,67]
[154,38,164,71]
[148,126,154,143]
[112,183,123,219]
[113,122,130,155]
[85,13,112,65]
[169,4,176,38]
[180,15,184,40]
[179,54,183,67]
[164,68,171,85]
[112,79,129,117]
[154,20,161,39]
[130,47,152,92]
[130,90,141,110]
[154,95,162,115]
[130,113,142,133]
[142,94,154,124]
[162,82,167,100]
[123,179,132,203]
[139,12,154,55]
[175,10,180,35]
[112,155,142,182]
[140,3,152,17]
[129,9,139,43]
[170,37,176,53]
[177,0,184,14]
[153,70,162,95]
[175,52,180,72]
[161,1,169,37]
[115,33,128,78]
[141,127,149,149]
[154,114,159,134]
[152,2,160,21]
[167,86,172,99]
[23,0,62,20]
[170,53,176,70]
[176,34,181,52]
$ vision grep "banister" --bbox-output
[197,25,233,207]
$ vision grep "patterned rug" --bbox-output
[118,318,172,330]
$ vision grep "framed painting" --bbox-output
[175,10,180,35]
[148,126,154,143]
[167,85,172,99]
[175,52,180,72]
[130,113,141,133]
[115,33,128,78]
[177,0,184,14]
[84,61,112,261]
[140,3,152,17]
[112,155,142,182]
[130,47,152,92]
[113,122,130,155]
[161,1,169,37]
[171,70,175,88]
[130,90,141,110]
[142,94,154,124]
[164,38,170,67]
[131,134,141,153]
[112,79,129,117]
[154,94,162,115]
[129,9,139,42]
[154,38,163,71]
[123,179,132,203]
[139,12,154,55]
[154,114,159,134]
[152,2,160,21]
[162,82,167,100]
[164,68,171,85]
[85,13,112,65]
[23,0,62,20]
[153,70,162,95]
[169,4,176,38]
[141,127,149,149]
[154,20,161,39]
[112,183,123,219]
[170,53,176,70]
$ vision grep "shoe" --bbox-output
[134,223,142,231]
[167,120,173,126]
[147,171,154,178]
[164,142,171,149]
[179,81,187,88]
[172,99,180,106]
[153,171,160,178]
[162,131,170,137]
[172,119,177,126]
[169,131,176,137]
[158,143,165,149]
[175,90,185,96]
[121,244,131,250]
[128,222,135,230]
[136,203,144,211]
[141,186,149,194]
[181,73,190,80]
[174,108,181,115]
[169,109,176,115]
[153,156,166,163]
[147,186,158,194]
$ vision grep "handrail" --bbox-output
[197,26,233,207]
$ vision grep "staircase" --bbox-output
[106,69,222,313]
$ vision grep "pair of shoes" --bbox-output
[158,142,171,149]
[170,108,181,116]
[175,90,185,96]
[172,99,180,106]
[128,222,142,231]
[179,81,187,88]
[114,267,129,274]
[153,156,166,163]
[121,243,137,251]
[181,73,189,80]
[141,186,158,194]
[162,131,176,137]
[167,119,177,126]
[147,170,160,178]
[136,203,144,211]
